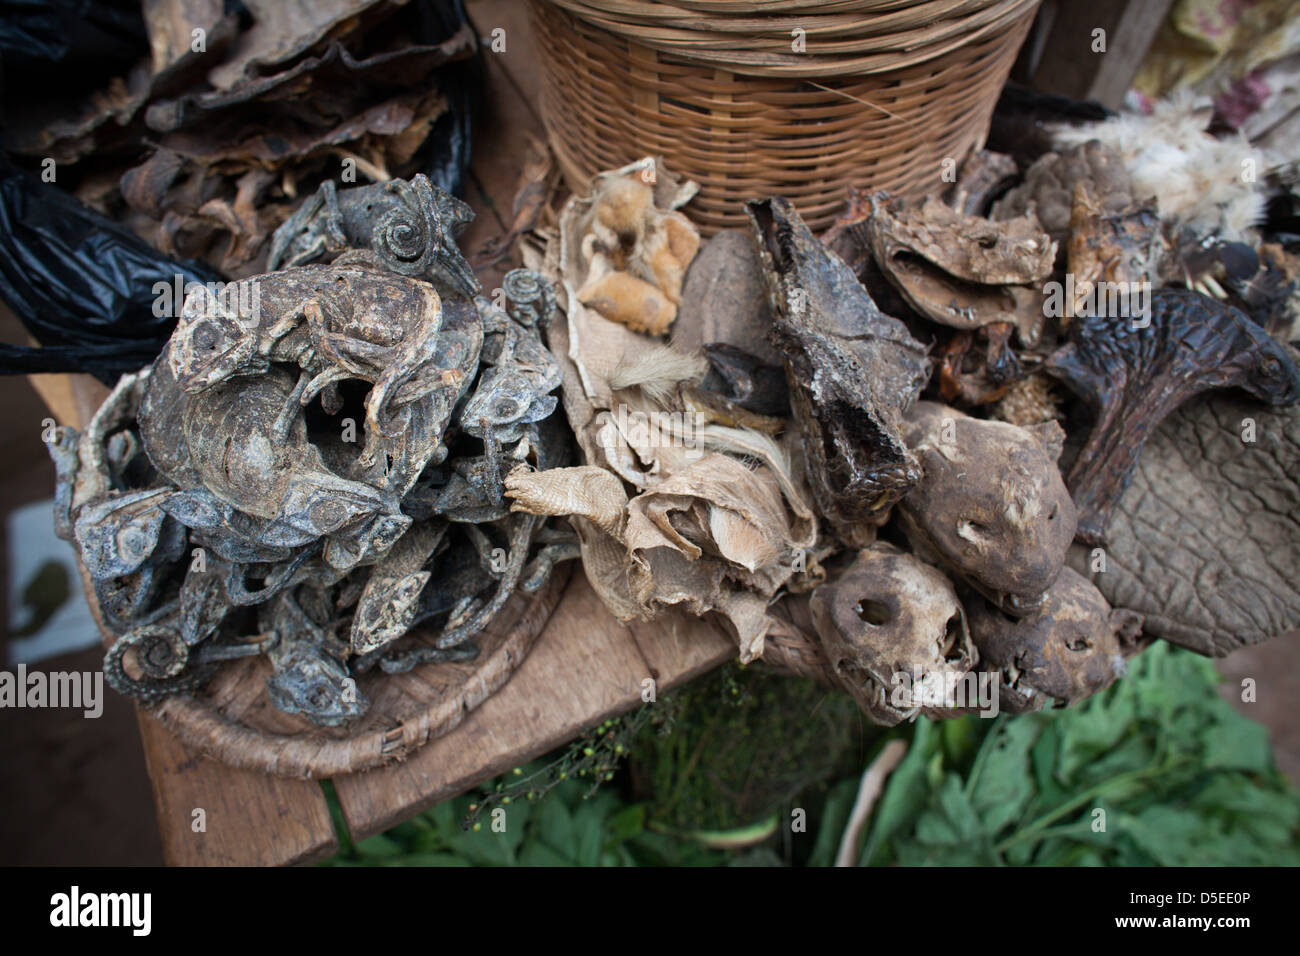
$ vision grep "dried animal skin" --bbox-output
[900,402,1077,618]
[993,139,1134,240]
[1044,288,1300,544]
[865,193,1054,346]
[1073,393,1300,657]
[672,230,782,368]
[969,567,1144,712]
[748,196,929,543]
[810,543,975,726]
[505,465,628,539]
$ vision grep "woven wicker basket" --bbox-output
[530,0,1040,233]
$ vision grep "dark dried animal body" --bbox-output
[968,568,1144,713]
[268,174,479,298]
[49,230,571,725]
[1045,287,1300,544]
[747,197,929,544]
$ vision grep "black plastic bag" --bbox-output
[0,162,220,383]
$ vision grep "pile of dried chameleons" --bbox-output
[49,175,573,726]
[505,152,1300,725]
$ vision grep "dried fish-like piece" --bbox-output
[1044,288,1300,544]
[748,197,929,543]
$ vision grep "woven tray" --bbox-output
[81,557,571,778]
[531,0,1039,232]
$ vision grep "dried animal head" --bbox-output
[748,197,929,544]
[865,193,1055,346]
[268,175,480,299]
[900,402,1077,617]
[968,567,1144,711]
[810,543,974,725]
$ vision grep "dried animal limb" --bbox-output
[1044,288,1300,544]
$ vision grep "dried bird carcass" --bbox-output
[748,197,929,545]
[809,543,975,726]
[968,568,1145,713]
[899,402,1077,617]
[505,159,817,662]
[1044,287,1300,544]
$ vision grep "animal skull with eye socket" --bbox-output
[899,402,1077,617]
[810,542,975,725]
[968,567,1145,712]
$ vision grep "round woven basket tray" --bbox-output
[83,559,572,778]
[530,0,1040,233]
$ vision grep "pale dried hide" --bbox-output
[507,158,818,661]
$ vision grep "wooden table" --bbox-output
[28,0,736,864]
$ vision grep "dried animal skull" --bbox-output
[810,543,975,726]
[899,402,1077,617]
[968,567,1144,712]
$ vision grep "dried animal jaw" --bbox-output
[901,402,1076,617]
[968,567,1144,708]
[810,543,974,725]
[866,193,1056,346]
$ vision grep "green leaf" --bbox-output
[969,717,1039,835]
[354,834,403,859]
[534,794,577,856]
[809,777,857,867]
[605,804,646,849]
[518,841,575,867]
[1202,712,1271,773]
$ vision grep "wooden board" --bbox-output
[1027,0,1174,109]
[334,572,732,840]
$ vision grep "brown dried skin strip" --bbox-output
[864,193,1055,346]
[1074,394,1300,656]
[810,543,975,726]
[968,567,1145,712]
[1044,287,1300,545]
[943,149,1019,217]
[900,402,1077,618]
[747,197,929,544]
